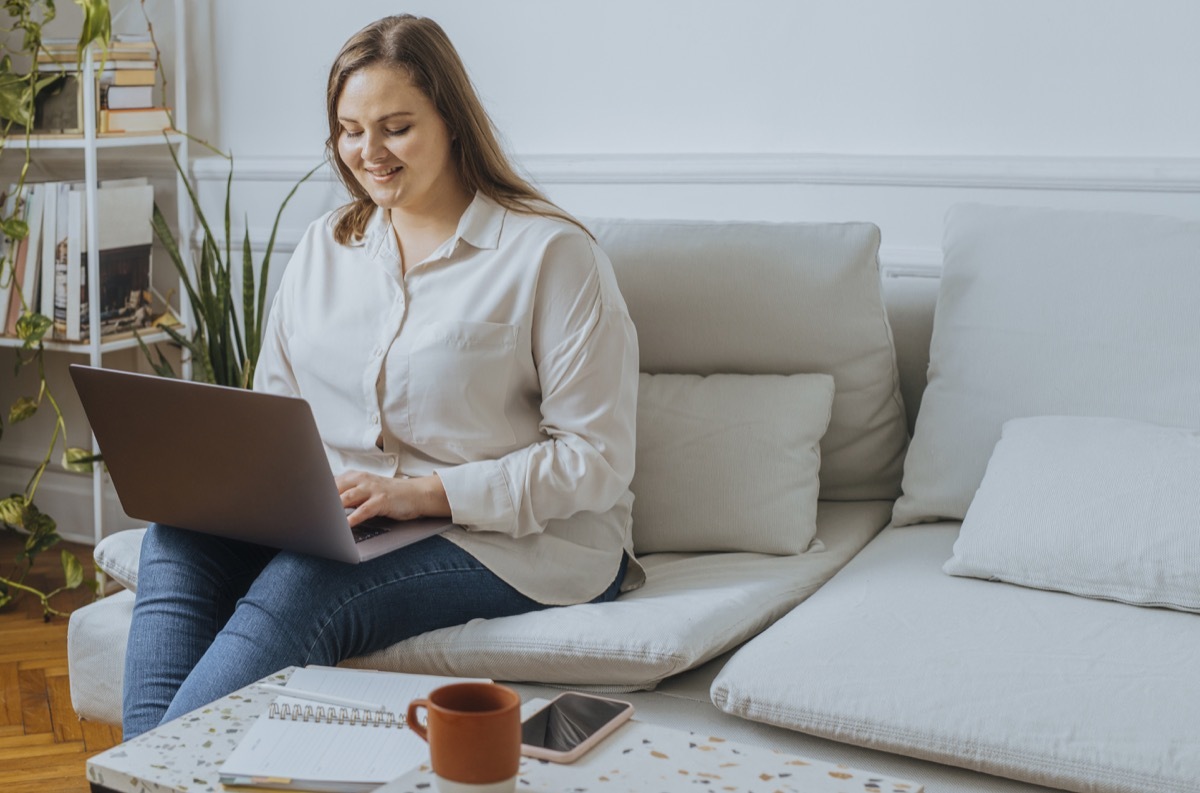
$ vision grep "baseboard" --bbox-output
[0,461,140,546]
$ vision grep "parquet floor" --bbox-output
[0,531,123,793]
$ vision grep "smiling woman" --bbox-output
[117,14,641,743]
[335,65,470,267]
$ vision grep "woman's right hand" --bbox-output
[335,470,451,527]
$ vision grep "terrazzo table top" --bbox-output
[87,668,293,793]
[87,667,922,793]
[377,718,923,793]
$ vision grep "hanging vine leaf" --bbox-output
[61,550,83,590]
[0,72,33,128]
[15,311,52,347]
[1,216,28,241]
[21,504,60,561]
[62,446,99,473]
[9,396,37,424]
[0,495,25,527]
[73,0,113,55]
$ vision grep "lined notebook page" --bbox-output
[219,667,487,792]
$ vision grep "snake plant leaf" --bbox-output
[242,222,255,357]
[133,329,177,378]
[9,396,37,424]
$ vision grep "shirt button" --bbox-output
[373,346,384,357]
[387,455,397,467]
[370,413,380,426]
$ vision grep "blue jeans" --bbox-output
[122,524,625,739]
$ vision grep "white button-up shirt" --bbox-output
[254,192,642,604]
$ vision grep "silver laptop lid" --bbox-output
[69,365,360,563]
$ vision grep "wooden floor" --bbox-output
[0,532,122,793]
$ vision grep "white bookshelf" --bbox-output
[5,0,194,546]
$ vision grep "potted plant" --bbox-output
[139,141,319,388]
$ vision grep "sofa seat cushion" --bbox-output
[67,588,135,724]
[94,527,146,591]
[712,523,1200,793]
[76,502,891,723]
[344,500,893,689]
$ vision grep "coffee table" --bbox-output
[87,667,923,793]
[378,717,923,792]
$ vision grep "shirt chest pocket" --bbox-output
[407,320,519,448]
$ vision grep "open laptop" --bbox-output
[69,365,452,564]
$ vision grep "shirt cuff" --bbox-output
[434,458,517,532]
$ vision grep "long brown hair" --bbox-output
[326,15,588,244]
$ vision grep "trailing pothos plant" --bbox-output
[0,0,112,619]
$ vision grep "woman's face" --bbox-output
[335,64,459,214]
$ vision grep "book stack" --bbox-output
[0,180,154,341]
[35,35,172,135]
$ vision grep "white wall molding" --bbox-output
[192,152,1200,193]
[191,151,1200,281]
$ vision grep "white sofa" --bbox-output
[68,205,1200,793]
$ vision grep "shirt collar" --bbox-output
[365,191,506,264]
[455,191,505,251]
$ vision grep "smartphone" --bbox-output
[520,691,634,763]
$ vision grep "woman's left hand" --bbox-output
[335,471,451,527]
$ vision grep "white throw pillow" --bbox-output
[894,204,1200,525]
[944,415,1200,612]
[631,373,834,555]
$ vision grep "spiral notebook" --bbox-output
[219,666,486,792]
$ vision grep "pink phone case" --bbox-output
[520,692,635,763]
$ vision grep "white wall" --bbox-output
[9,0,1200,543]
[193,0,1200,268]
[206,0,1200,158]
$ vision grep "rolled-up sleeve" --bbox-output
[435,232,639,537]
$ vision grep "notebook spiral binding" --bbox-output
[266,702,405,728]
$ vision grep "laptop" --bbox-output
[69,365,453,564]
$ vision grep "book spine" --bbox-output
[20,183,44,328]
[40,182,58,321]
[52,184,68,338]
[0,185,17,333]
[65,189,83,341]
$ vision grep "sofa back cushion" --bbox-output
[592,219,908,502]
[894,203,1200,525]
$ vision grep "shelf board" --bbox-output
[0,326,181,354]
[4,131,183,150]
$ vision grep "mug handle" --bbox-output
[407,699,429,742]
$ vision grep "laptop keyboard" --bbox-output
[351,521,391,543]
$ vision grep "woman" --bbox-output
[122,15,640,739]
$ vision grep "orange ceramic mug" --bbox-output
[407,682,522,793]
